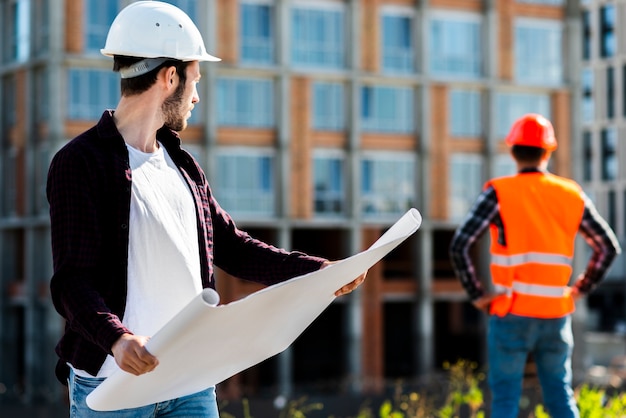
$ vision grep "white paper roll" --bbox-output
[87,208,422,411]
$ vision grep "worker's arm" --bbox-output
[449,186,501,302]
[573,194,621,297]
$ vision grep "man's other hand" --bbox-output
[321,261,368,297]
[111,333,159,376]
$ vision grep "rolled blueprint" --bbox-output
[87,208,422,411]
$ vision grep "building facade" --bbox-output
[2,0,617,410]
[579,0,626,336]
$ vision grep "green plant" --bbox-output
[576,384,626,418]
[219,365,626,418]
[363,360,486,418]
[278,396,324,418]
[378,400,405,418]
[532,404,550,418]
[436,359,486,418]
[377,390,436,418]
[220,398,253,418]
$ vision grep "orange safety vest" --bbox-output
[486,172,585,318]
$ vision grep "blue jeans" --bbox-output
[68,369,219,417]
[487,314,579,418]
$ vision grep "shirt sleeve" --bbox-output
[575,193,621,294]
[47,142,131,355]
[449,186,500,300]
[204,179,327,286]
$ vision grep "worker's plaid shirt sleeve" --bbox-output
[576,193,622,294]
[449,187,500,300]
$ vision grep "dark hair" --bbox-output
[510,145,547,164]
[113,56,190,96]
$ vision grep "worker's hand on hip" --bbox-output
[111,333,159,376]
[471,292,503,313]
[567,286,582,302]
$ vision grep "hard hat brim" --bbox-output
[100,49,221,62]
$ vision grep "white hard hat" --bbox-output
[101,1,220,63]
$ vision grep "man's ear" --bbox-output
[160,66,178,89]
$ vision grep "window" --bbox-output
[494,154,517,178]
[429,13,482,79]
[449,154,483,222]
[361,85,414,133]
[582,10,591,61]
[623,66,626,118]
[2,146,18,216]
[68,69,120,120]
[2,0,30,63]
[381,8,414,74]
[583,131,593,182]
[494,92,550,138]
[384,302,416,376]
[313,151,345,216]
[581,68,594,122]
[606,67,615,120]
[217,77,274,127]
[361,153,415,217]
[2,75,17,131]
[215,149,275,216]
[516,0,564,4]
[34,144,50,214]
[241,1,274,65]
[33,0,49,56]
[449,90,482,137]
[623,190,626,234]
[2,75,17,216]
[1,229,25,302]
[291,3,345,69]
[163,0,197,21]
[34,67,49,124]
[515,19,563,85]
[601,128,617,181]
[84,0,119,53]
[313,82,345,131]
[600,5,615,58]
[607,190,616,231]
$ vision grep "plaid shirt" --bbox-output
[47,110,326,383]
[449,170,621,301]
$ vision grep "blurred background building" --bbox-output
[1,0,624,415]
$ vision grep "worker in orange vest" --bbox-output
[449,113,621,418]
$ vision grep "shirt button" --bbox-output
[121,224,128,229]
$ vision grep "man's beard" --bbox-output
[162,82,187,132]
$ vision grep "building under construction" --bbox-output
[1,0,624,414]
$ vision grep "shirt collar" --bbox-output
[518,167,546,174]
[96,110,182,151]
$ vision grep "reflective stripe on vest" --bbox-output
[491,252,572,267]
[493,282,567,298]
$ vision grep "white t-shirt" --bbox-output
[77,142,203,378]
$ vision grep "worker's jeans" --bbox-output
[487,314,579,418]
[68,368,219,417]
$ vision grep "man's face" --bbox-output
[162,61,201,132]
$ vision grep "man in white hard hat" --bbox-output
[47,2,366,416]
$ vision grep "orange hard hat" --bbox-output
[505,113,557,151]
